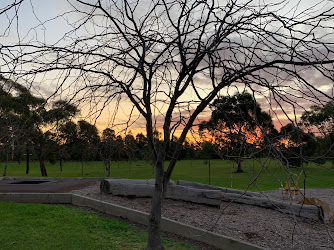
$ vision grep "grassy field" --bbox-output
[0,202,196,250]
[2,159,334,191]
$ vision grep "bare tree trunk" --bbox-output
[208,159,211,185]
[103,159,111,177]
[3,150,8,177]
[11,139,14,160]
[39,158,47,177]
[25,145,29,174]
[17,150,21,164]
[60,159,63,172]
[107,160,110,178]
[147,156,166,250]
[81,159,84,177]
[235,159,244,173]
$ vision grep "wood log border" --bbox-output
[100,178,324,222]
[177,180,262,197]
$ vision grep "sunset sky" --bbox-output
[1,0,333,137]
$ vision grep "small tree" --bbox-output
[301,102,334,165]
[77,120,101,160]
[279,123,313,168]
[135,132,149,160]
[58,121,80,162]
[200,92,276,173]
[124,131,137,160]
[198,140,218,185]
[101,128,117,177]
[0,75,78,176]
[301,101,334,135]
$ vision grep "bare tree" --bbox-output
[1,0,334,248]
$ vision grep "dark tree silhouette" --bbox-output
[135,132,149,160]
[78,120,101,160]
[124,131,137,160]
[0,75,78,176]
[301,101,334,136]
[58,121,80,162]
[301,101,334,165]
[101,128,117,177]
[200,92,277,173]
[279,123,313,168]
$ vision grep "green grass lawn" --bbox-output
[2,159,334,191]
[0,202,196,250]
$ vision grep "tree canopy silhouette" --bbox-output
[200,92,277,172]
[0,75,78,176]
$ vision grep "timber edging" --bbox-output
[0,193,265,250]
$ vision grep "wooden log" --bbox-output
[100,179,221,204]
[219,192,324,222]
[100,178,158,187]
[100,179,324,222]
[100,178,176,197]
[166,186,222,206]
[177,180,261,197]
[109,183,155,197]
[100,178,176,186]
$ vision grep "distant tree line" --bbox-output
[0,75,201,176]
[1,76,334,177]
[200,92,334,172]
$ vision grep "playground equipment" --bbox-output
[284,181,299,197]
